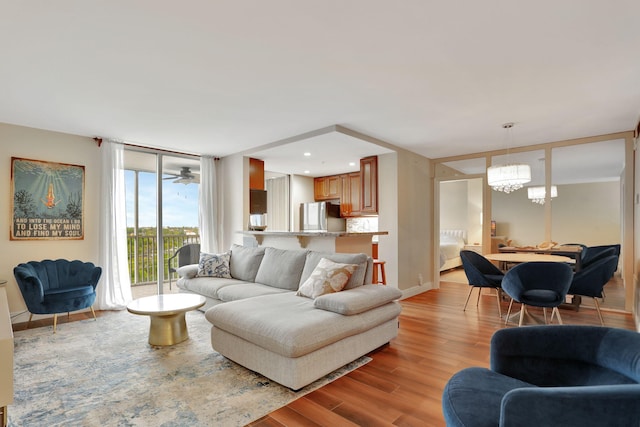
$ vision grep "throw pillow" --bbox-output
[296,258,358,299]
[197,251,232,278]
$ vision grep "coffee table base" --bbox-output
[148,312,190,346]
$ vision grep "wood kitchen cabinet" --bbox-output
[314,175,341,200]
[340,172,361,217]
[359,156,378,215]
[314,155,378,216]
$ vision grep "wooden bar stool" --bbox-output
[373,260,387,285]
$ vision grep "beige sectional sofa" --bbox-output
[176,244,402,390]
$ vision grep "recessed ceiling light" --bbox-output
[304,170,310,174]
[349,162,356,166]
[303,152,311,157]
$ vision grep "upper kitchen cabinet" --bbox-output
[314,175,341,200]
[340,172,361,217]
[249,158,265,190]
[315,156,378,217]
[359,156,378,215]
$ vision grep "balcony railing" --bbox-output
[127,233,200,286]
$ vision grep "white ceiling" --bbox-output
[2,1,639,176]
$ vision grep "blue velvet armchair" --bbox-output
[443,326,640,426]
[14,259,102,333]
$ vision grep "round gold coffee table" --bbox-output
[127,294,206,346]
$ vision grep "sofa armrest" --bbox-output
[500,385,640,427]
[177,264,199,279]
[314,284,402,315]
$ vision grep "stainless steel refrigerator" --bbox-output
[299,201,345,232]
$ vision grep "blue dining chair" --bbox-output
[568,254,618,325]
[501,261,573,326]
[460,250,504,317]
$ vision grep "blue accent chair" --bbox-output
[14,259,102,333]
[502,261,573,326]
[443,325,640,427]
[460,250,504,317]
[568,254,619,326]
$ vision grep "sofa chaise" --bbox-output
[177,244,402,390]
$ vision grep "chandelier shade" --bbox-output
[527,185,558,204]
[487,163,531,193]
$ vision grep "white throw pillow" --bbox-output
[296,258,358,299]
[197,251,232,278]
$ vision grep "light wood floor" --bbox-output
[12,280,636,426]
[249,280,635,427]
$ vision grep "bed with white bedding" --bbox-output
[439,229,467,271]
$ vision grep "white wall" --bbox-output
[467,178,483,244]
[440,180,468,230]
[552,181,620,246]
[492,181,620,246]
[440,178,483,245]
[0,123,101,317]
[384,150,432,293]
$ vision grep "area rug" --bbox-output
[8,310,370,427]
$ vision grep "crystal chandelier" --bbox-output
[487,123,531,193]
[527,185,558,204]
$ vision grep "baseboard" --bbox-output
[400,282,433,300]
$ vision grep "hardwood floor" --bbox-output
[11,280,635,426]
[249,280,635,427]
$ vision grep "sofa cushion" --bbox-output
[296,258,358,299]
[177,276,248,300]
[229,244,265,282]
[197,251,231,278]
[216,283,292,302]
[254,247,308,290]
[205,292,402,358]
[300,252,369,290]
[314,284,403,315]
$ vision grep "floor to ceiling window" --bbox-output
[124,148,200,294]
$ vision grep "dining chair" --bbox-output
[459,250,505,317]
[582,244,620,269]
[568,254,618,325]
[501,261,573,326]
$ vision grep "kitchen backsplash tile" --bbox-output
[346,217,378,233]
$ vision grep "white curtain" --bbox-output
[199,156,222,254]
[266,176,290,231]
[95,140,133,310]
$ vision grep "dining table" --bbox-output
[498,245,584,271]
[484,252,579,321]
[484,252,573,271]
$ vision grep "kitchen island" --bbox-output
[240,231,388,256]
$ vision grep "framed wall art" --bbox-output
[10,157,85,240]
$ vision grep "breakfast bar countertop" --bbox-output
[239,230,389,237]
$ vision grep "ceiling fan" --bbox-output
[163,166,200,184]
